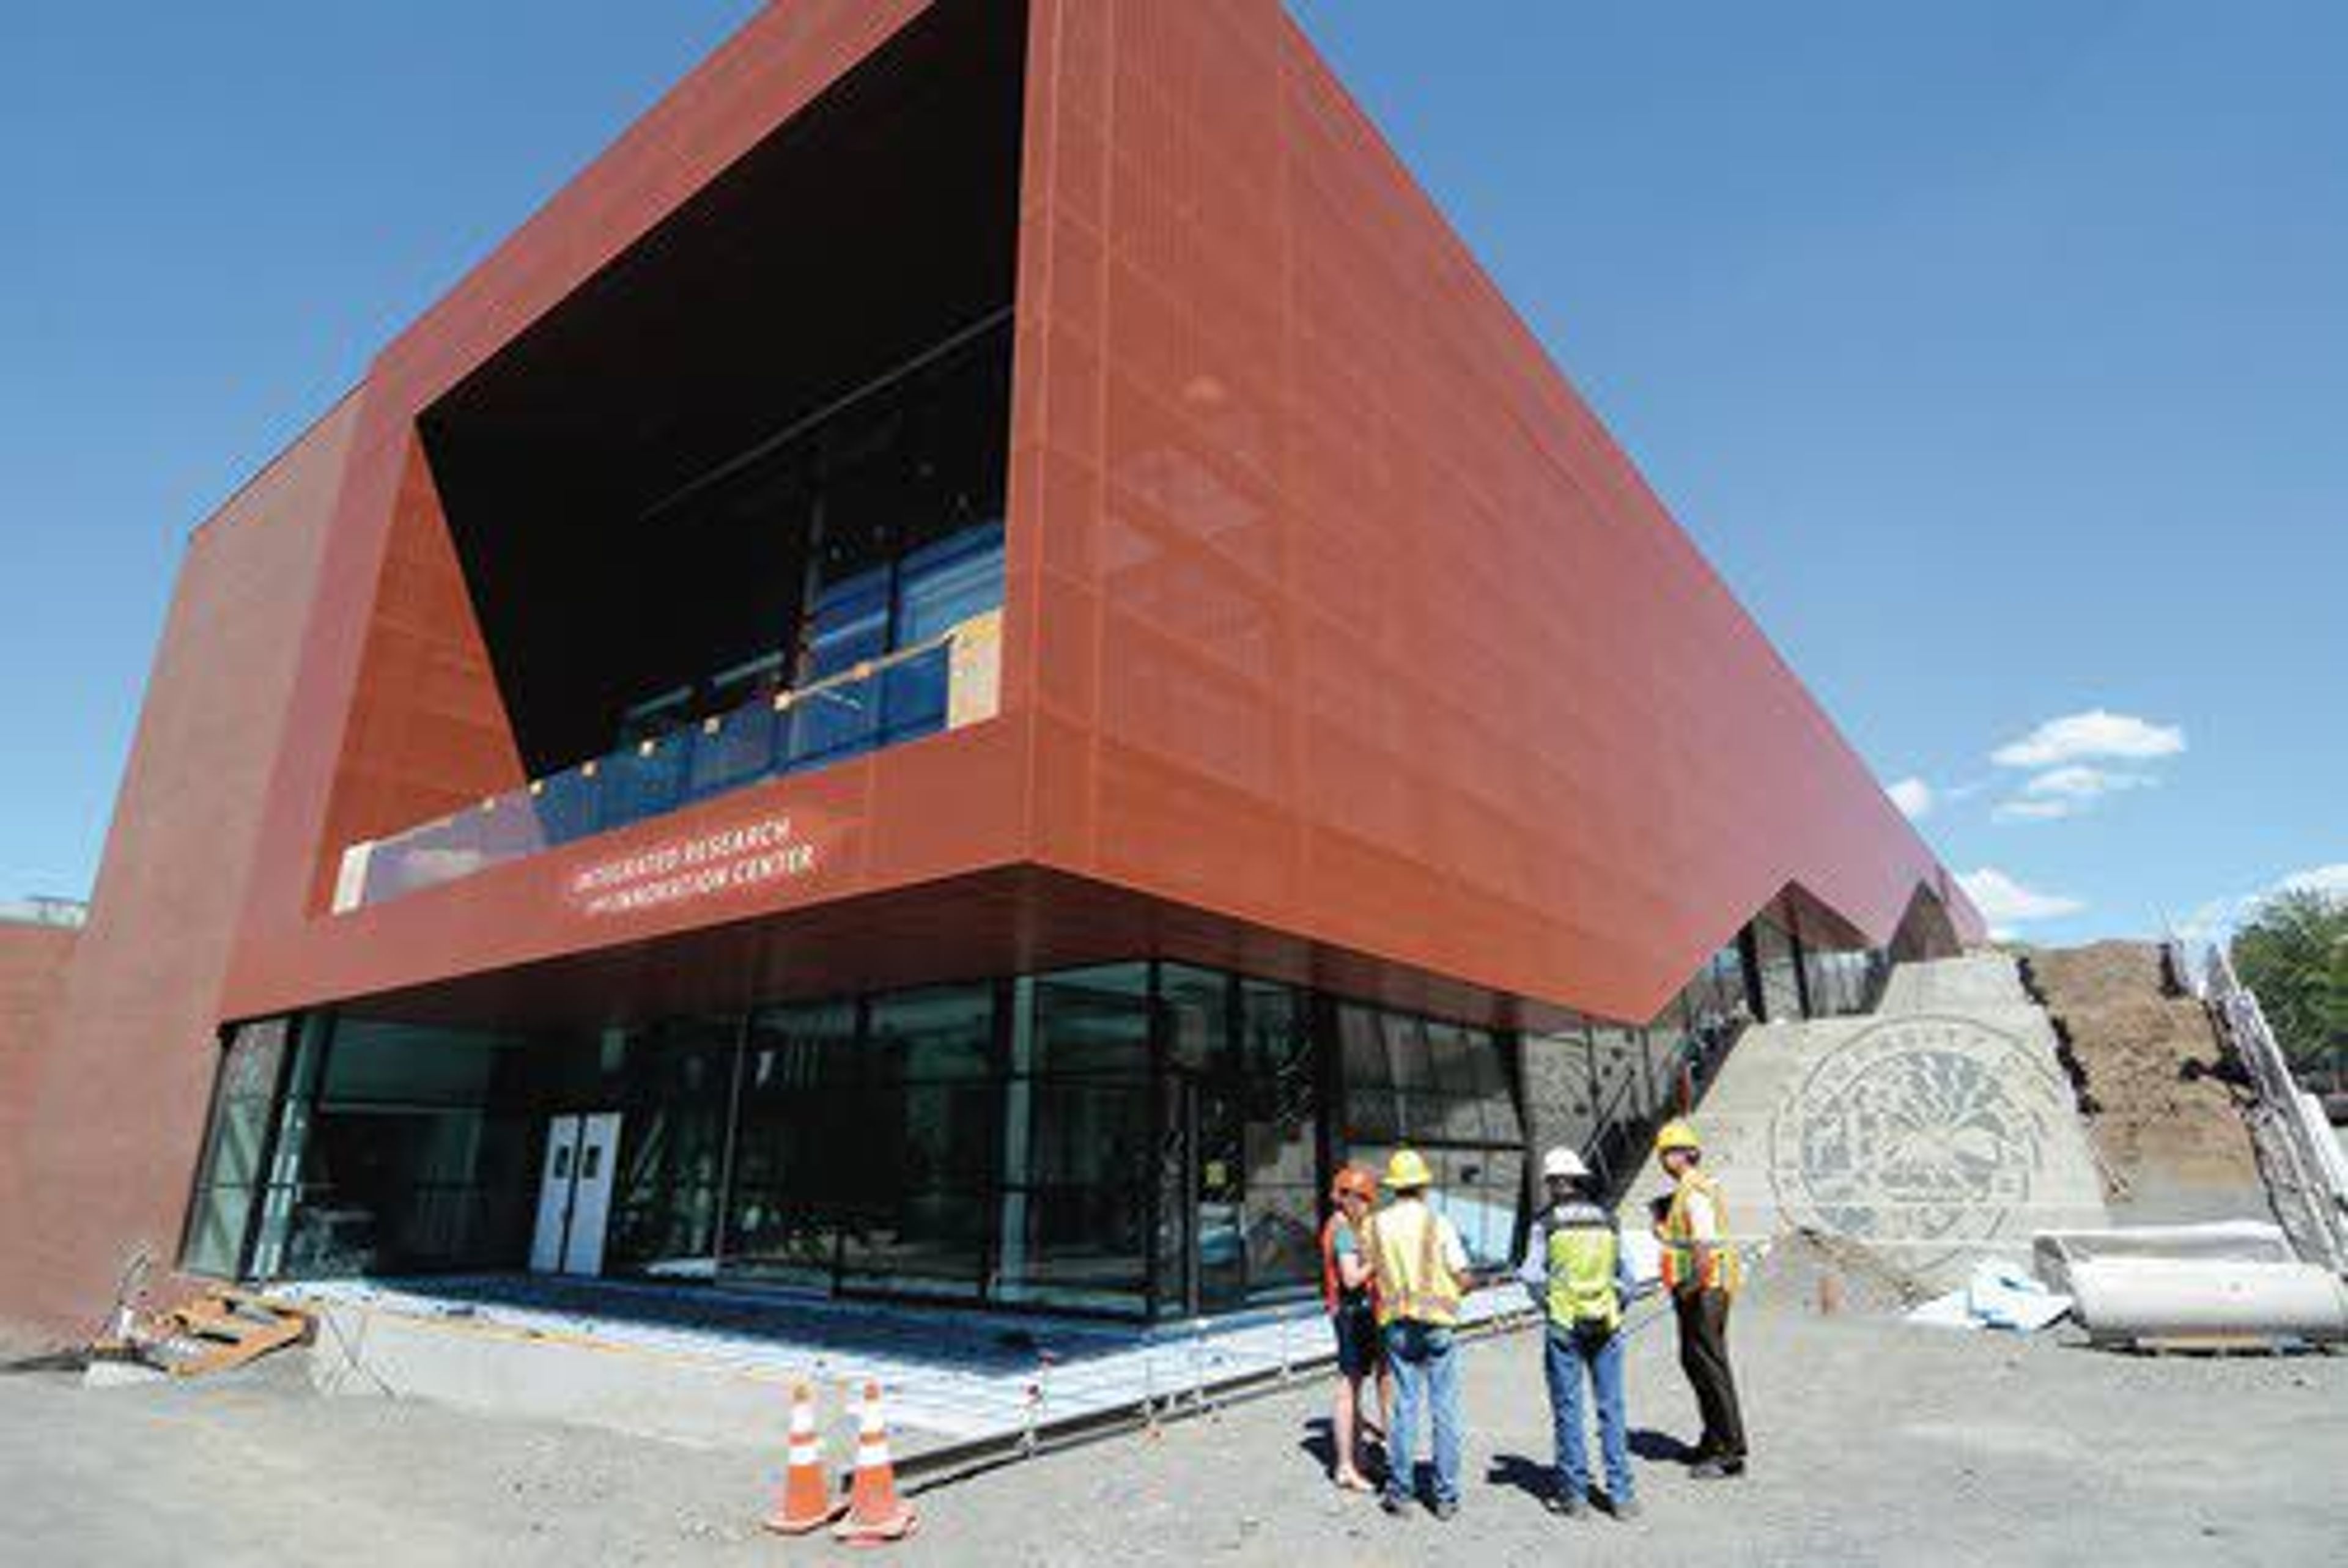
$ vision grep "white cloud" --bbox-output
[1993,797,2083,823]
[1886,777,1934,820]
[1957,867,2086,935]
[1992,710,2186,770]
[1992,764,2158,822]
[2023,764,2155,801]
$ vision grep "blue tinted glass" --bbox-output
[806,568,890,680]
[532,763,602,848]
[879,642,951,743]
[602,738,687,830]
[787,678,879,767]
[895,523,1004,646]
[685,704,778,800]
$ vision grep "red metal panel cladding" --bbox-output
[1010,0,1979,1026]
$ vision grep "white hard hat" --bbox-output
[1541,1147,1589,1181]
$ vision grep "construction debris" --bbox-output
[1903,1262,2071,1334]
[104,1289,313,1379]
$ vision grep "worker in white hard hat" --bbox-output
[1516,1146,1641,1520]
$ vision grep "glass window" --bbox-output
[1336,1001,1523,1276]
[282,1017,541,1277]
[895,523,1004,646]
[182,1019,290,1277]
[836,983,998,1298]
[1160,963,1232,1073]
[724,1000,858,1289]
[1024,965,1152,1079]
[1754,918,1803,1023]
[607,1016,739,1279]
[999,969,1151,1312]
[1236,979,1319,1304]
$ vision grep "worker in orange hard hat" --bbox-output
[1320,1163,1390,1493]
[1652,1119,1748,1478]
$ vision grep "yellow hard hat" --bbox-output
[1384,1147,1434,1191]
[1653,1119,1703,1157]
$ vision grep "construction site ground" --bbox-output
[5,1244,2341,1566]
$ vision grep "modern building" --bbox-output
[0,0,1977,1335]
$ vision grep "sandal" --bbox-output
[1335,1471,1375,1494]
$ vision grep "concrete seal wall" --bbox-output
[1631,955,2110,1287]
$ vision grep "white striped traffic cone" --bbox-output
[833,1380,918,1546]
[762,1382,843,1534]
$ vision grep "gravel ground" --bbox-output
[3,1258,2342,1567]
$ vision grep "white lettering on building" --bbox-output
[566,815,819,917]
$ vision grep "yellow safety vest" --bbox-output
[1366,1200,1464,1327]
[1545,1209,1623,1333]
[1660,1170,1742,1295]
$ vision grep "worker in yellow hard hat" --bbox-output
[1651,1119,1747,1478]
[1361,1147,1473,1520]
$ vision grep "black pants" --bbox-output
[1673,1287,1747,1461]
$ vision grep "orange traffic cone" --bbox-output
[762,1382,843,1536]
[833,1380,918,1546]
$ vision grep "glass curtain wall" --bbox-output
[189,965,1530,1317]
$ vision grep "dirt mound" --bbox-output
[2018,941,2264,1215]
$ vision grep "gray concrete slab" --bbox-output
[286,1273,1535,1449]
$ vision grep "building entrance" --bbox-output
[530,1112,621,1276]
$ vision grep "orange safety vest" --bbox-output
[1365,1200,1464,1327]
[1659,1169,1742,1295]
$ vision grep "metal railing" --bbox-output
[0,896,88,929]
[333,610,1003,912]
[2202,944,2348,1274]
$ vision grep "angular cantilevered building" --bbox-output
[0,0,1976,1333]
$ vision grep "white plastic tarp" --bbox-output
[1905,1261,2071,1333]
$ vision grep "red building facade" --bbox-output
[2,1,1975,1336]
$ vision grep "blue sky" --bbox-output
[5,2,2341,948]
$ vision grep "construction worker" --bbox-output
[1652,1119,1748,1478]
[1362,1147,1472,1520]
[1516,1146,1640,1520]
[1320,1163,1390,1493]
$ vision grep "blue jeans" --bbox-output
[1383,1320,1463,1506]
[1543,1320,1633,1502]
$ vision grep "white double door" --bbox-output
[530,1112,621,1276]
